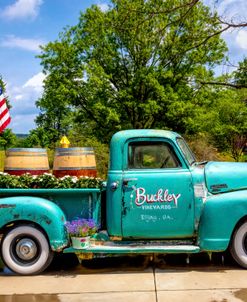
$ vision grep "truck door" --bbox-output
[121,138,195,238]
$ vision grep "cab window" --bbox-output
[128,141,180,169]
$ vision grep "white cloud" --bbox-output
[217,0,236,15]
[1,35,45,52]
[15,94,24,100]
[23,72,46,92]
[203,1,247,65]
[204,0,247,22]
[236,30,247,50]
[1,0,43,20]
[6,72,45,133]
[217,0,247,21]
[97,3,109,12]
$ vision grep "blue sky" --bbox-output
[0,0,246,134]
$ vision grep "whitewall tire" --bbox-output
[1,225,54,275]
[230,221,247,268]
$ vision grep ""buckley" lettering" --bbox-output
[135,187,181,207]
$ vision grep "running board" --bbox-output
[63,242,200,254]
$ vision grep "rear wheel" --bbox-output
[1,225,54,275]
[230,221,247,268]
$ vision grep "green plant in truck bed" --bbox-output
[0,172,103,189]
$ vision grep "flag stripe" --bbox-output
[1,111,10,121]
[0,108,10,122]
[0,90,11,132]
[0,117,11,132]
[0,102,7,113]
[0,98,6,107]
[0,110,9,122]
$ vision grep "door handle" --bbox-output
[123,178,138,191]
[123,178,138,185]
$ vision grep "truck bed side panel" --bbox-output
[0,196,68,251]
[0,189,101,251]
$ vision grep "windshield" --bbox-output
[176,137,196,165]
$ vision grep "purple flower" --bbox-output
[65,218,98,237]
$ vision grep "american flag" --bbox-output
[0,87,11,132]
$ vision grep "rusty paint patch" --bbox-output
[51,242,68,252]
[0,204,16,209]
[41,215,52,225]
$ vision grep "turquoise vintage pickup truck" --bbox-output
[1,129,247,275]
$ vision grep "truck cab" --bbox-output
[107,129,200,239]
[104,130,247,269]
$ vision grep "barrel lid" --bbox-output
[7,148,47,152]
[56,147,94,151]
[55,147,94,154]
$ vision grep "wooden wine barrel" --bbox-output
[53,147,97,178]
[4,148,49,175]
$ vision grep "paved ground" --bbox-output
[0,253,247,302]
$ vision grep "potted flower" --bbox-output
[65,218,98,249]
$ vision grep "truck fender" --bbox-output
[198,190,247,252]
[0,196,69,251]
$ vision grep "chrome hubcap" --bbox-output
[16,239,37,261]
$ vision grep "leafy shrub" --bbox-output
[0,172,103,189]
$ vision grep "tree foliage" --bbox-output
[35,73,75,146]
[22,127,52,148]
[33,0,247,163]
[0,129,17,150]
[38,0,226,143]
[194,60,247,161]
[234,58,247,88]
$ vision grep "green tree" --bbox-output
[0,129,17,150]
[23,127,52,148]
[197,87,247,161]
[35,74,75,145]
[233,58,247,106]
[38,0,226,143]
[234,58,247,87]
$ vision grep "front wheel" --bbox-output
[230,221,247,268]
[1,225,54,275]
